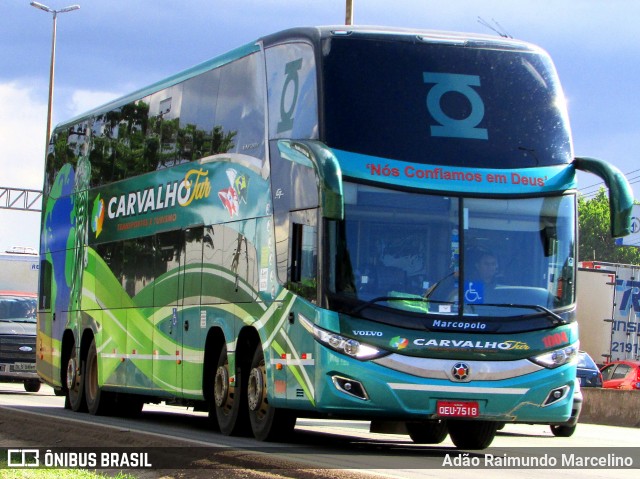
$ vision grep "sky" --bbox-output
[1,0,639,251]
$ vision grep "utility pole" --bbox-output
[30,2,80,152]
[345,0,354,25]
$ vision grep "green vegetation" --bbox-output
[0,460,137,479]
[578,189,640,264]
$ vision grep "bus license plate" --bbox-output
[437,401,479,417]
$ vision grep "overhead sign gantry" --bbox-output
[0,187,42,212]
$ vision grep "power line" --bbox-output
[578,167,640,195]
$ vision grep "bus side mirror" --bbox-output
[573,157,635,238]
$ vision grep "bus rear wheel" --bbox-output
[84,338,115,416]
[66,345,87,412]
[448,420,498,449]
[247,345,296,441]
[406,419,448,444]
[213,345,249,436]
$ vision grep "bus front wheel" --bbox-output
[406,419,448,444]
[550,424,576,437]
[448,420,498,449]
[247,345,296,441]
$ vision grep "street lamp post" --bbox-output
[30,1,80,151]
[345,0,354,25]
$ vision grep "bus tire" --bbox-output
[448,420,498,449]
[247,345,296,441]
[406,420,448,444]
[66,344,87,412]
[24,379,41,393]
[550,424,576,437]
[84,338,115,416]
[214,345,249,436]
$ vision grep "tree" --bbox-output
[578,189,640,265]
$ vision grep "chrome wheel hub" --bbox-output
[247,367,264,412]
[66,358,78,390]
[214,365,229,407]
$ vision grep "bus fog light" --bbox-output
[543,385,570,406]
[332,376,369,400]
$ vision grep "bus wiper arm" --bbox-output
[349,295,429,315]
[423,272,455,298]
[534,305,566,324]
[481,303,566,325]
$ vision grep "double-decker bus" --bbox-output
[37,26,634,449]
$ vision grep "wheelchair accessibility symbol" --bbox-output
[464,281,484,304]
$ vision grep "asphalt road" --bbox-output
[0,383,638,479]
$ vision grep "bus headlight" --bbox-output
[299,315,388,360]
[530,344,578,368]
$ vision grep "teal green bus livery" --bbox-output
[37,26,634,448]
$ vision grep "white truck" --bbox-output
[0,247,39,291]
[577,261,640,365]
[0,247,41,392]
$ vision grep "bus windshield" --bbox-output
[329,183,576,322]
[322,36,572,168]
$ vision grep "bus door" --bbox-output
[36,257,54,384]
[122,236,155,390]
[179,226,204,396]
[153,230,184,394]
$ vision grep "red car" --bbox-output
[600,360,640,390]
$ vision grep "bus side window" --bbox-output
[270,141,319,289]
[290,221,317,302]
[38,259,52,310]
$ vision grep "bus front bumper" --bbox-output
[311,350,578,425]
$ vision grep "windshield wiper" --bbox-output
[479,303,567,325]
[423,272,455,299]
[347,294,567,326]
[349,295,430,315]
